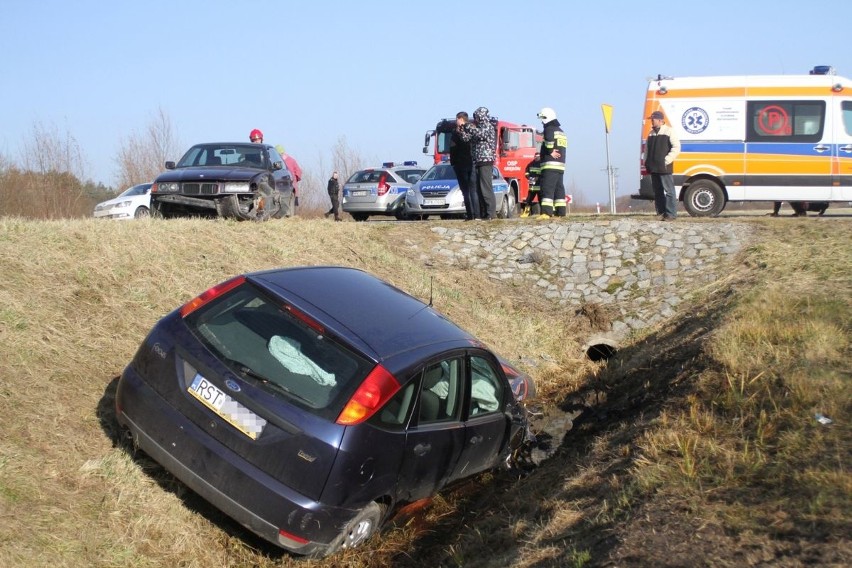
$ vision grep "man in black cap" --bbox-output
[645,110,681,220]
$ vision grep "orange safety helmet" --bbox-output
[249,129,264,143]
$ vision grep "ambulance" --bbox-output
[635,66,852,216]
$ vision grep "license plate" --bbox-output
[188,373,267,440]
[352,190,368,196]
[424,198,444,206]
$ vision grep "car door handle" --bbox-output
[813,144,830,153]
[469,435,483,445]
[840,145,852,153]
[413,443,431,456]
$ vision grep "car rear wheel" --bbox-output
[351,213,369,222]
[683,179,725,217]
[333,502,385,554]
[134,206,150,219]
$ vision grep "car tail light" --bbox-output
[377,172,390,196]
[179,276,246,318]
[336,364,401,425]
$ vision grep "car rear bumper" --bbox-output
[632,175,655,200]
[342,194,404,214]
[115,365,356,556]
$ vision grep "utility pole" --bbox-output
[601,104,616,214]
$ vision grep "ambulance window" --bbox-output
[842,101,852,136]
[746,101,825,142]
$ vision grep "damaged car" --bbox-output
[151,142,293,221]
[115,266,534,557]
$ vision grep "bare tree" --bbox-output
[20,121,88,179]
[114,107,180,190]
[6,121,91,218]
[291,136,374,216]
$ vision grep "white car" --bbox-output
[94,183,153,220]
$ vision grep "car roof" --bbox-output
[355,163,423,172]
[249,267,474,360]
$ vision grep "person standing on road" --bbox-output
[521,152,542,218]
[325,171,341,221]
[275,145,302,217]
[536,107,568,218]
[645,110,681,221]
[450,111,479,221]
[459,106,497,220]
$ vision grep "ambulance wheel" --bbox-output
[683,180,725,217]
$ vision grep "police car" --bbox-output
[403,163,512,220]
[342,162,425,221]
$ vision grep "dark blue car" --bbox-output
[151,142,294,221]
[115,267,534,557]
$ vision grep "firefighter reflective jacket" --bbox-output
[539,119,567,172]
[525,158,541,191]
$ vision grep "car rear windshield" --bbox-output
[183,282,374,415]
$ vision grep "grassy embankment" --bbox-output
[0,215,848,567]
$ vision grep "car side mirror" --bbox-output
[422,146,429,154]
[272,160,284,171]
[165,161,176,170]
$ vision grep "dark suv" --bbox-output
[116,266,534,556]
[151,142,294,221]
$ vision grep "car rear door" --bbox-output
[395,357,466,503]
[447,352,511,483]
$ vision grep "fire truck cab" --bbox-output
[423,117,541,213]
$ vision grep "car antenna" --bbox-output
[429,276,434,307]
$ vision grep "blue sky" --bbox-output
[2,0,850,203]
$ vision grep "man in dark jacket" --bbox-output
[459,106,497,220]
[450,111,479,220]
[325,171,341,221]
[536,107,568,217]
[645,110,681,221]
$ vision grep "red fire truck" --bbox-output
[423,117,542,213]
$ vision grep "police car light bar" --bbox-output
[810,65,835,75]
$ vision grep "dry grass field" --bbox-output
[0,214,848,567]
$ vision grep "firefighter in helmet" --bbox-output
[536,107,568,218]
[520,152,542,218]
[249,128,263,143]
